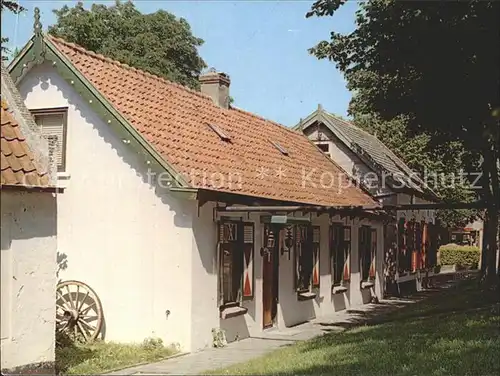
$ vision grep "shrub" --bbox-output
[141,337,164,351]
[438,244,480,269]
[212,328,227,348]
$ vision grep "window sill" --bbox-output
[220,305,247,320]
[56,172,71,189]
[361,281,375,289]
[297,291,316,301]
[332,285,348,294]
[396,273,417,283]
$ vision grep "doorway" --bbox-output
[262,224,279,329]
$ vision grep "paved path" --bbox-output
[104,276,468,375]
[106,296,423,375]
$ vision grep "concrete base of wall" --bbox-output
[2,361,55,375]
[396,279,418,297]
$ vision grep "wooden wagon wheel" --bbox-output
[56,280,103,343]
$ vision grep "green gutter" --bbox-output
[168,187,199,200]
[9,32,189,189]
[43,37,189,187]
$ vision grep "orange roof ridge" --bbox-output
[47,34,309,138]
[46,34,217,104]
[45,33,377,207]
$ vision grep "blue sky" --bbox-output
[1,0,358,126]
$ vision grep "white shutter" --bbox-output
[35,113,66,171]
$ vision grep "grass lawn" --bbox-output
[207,279,500,376]
[56,338,178,375]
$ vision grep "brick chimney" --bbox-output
[199,68,231,109]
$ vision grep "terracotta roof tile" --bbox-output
[48,35,377,207]
[1,100,50,188]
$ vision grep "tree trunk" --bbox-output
[483,205,498,284]
[496,222,500,276]
[480,147,499,285]
[480,215,488,272]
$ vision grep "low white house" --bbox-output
[449,219,484,247]
[295,106,440,295]
[9,27,390,352]
[1,63,57,373]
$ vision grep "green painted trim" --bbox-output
[43,37,188,187]
[169,187,199,200]
[8,35,189,189]
[260,215,311,225]
[292,109,319,131]
[7,38,35,84]
[295,111,384,202]
[169,187,198,192]
[9,38,34,67]
[300,110,438,200]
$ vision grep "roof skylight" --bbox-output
[207,123,231,142]
[270,140,289,156]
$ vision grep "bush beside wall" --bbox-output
[438,244,480,269]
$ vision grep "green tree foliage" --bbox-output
[49,0,206,89]
[307,0,499,280]
[354,114,478,228]
[1,0,24,60]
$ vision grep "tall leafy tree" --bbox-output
[1,0,24,60]
[355,114,478,229]
[307,0,500,282]
[49,0,206,89]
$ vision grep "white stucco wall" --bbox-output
[19,63,195,351]
[190,206,385,350]
[189,202,218,350]
[15,63,390,355]
[306,125,393,198]
[466,219,484,231]
[190,204,265,350]
[1,190,57,370]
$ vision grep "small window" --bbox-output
[218,221,254,306]
[208,123,231,142]
[415,222,422,270]
[330,224,351,285]
[359,226,372,281]
[294,224,315,292]
[312,226,320,288]
[317,143,329,153]
[369,228,377,279]
[398,218,411,274]
[270,140,289,156]
[427,222,438,268]
[31,108,68,172]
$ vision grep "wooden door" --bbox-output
[263,225,278,328]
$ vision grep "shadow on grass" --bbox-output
[273,308,499,376]
[313,290,440,331]
[317,278,498,333]
[209,278,500,376]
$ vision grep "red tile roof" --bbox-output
[48,35,377,207]
[1,100,50,188]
